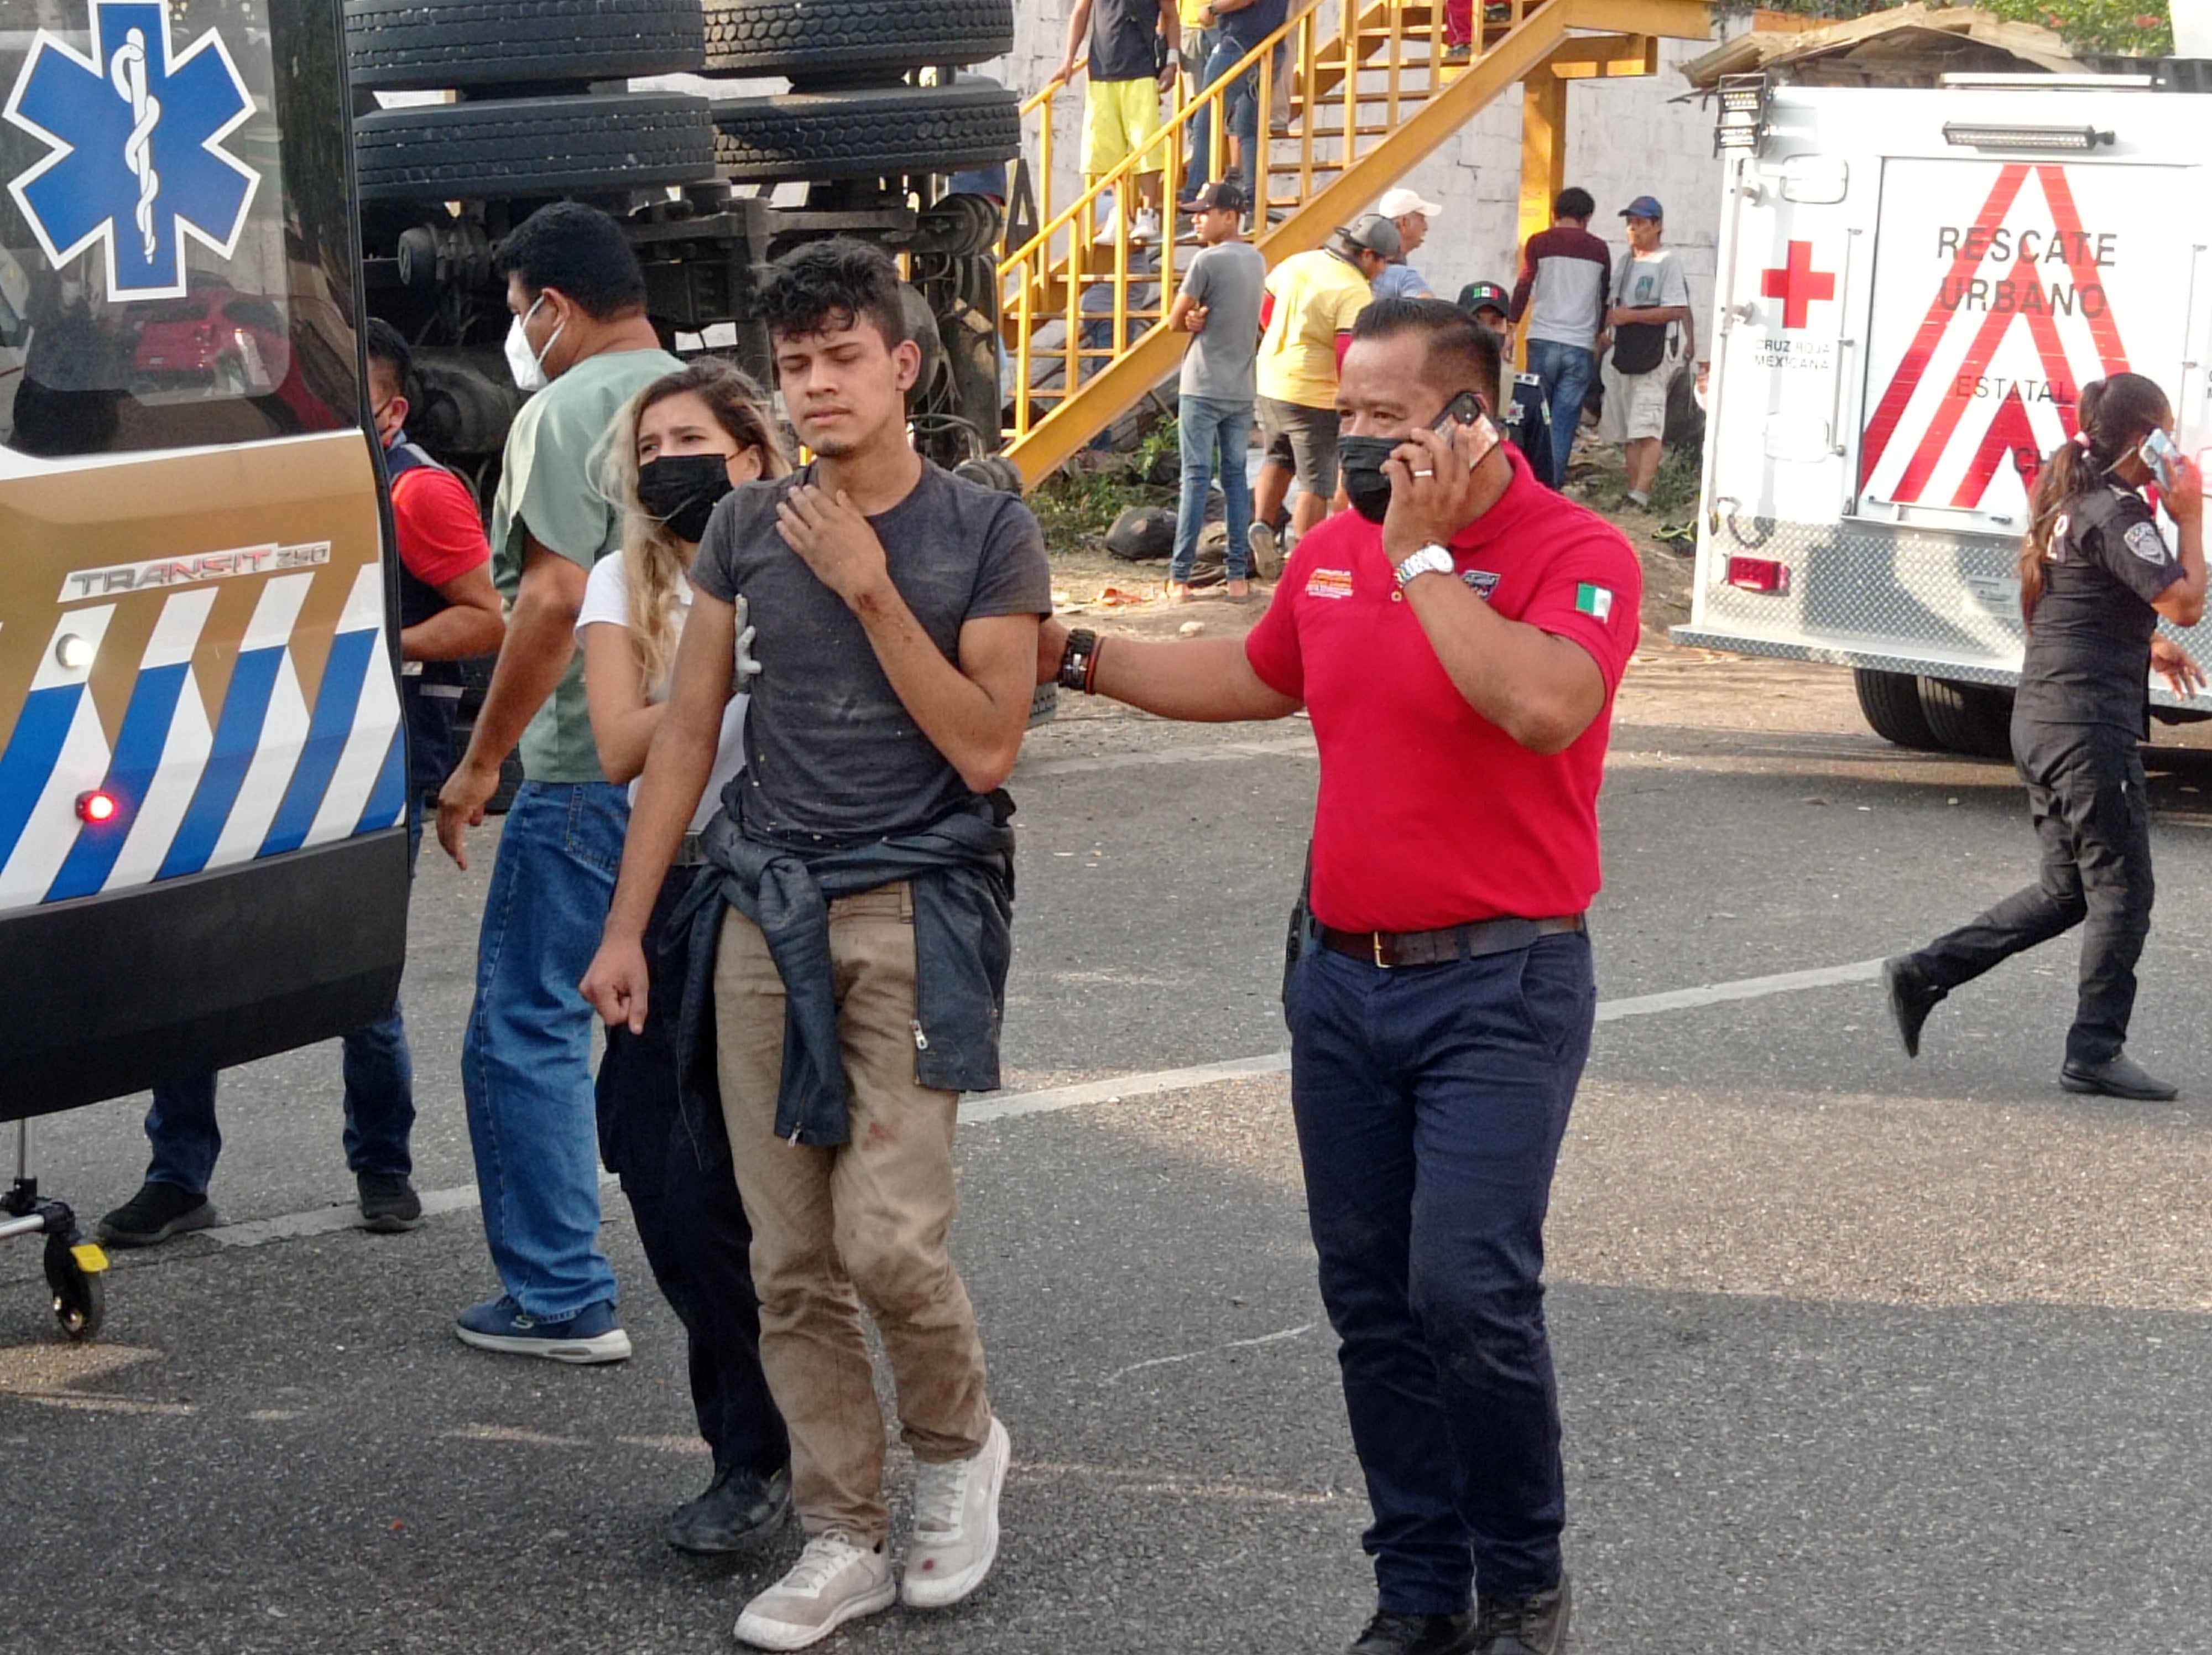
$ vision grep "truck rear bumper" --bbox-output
[1668,626,2022,686]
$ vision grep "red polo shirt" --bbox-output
[1244,448,1641,933]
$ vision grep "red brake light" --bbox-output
[1726,556,1790,594]
[76,789,119,824]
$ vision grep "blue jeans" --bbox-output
[1172,394,1254,582]
[462,780,628,1319]
[1287,930,1597,1611]
[1185,37,1259,206]
[1524,339,1595,483]
[144,811,423,1194]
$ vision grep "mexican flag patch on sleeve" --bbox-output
[1574,582,1614,620]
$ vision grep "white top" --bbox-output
[575,551,748,833]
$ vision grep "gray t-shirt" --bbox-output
[1178,239,1267,403]
[690,460,1052,846]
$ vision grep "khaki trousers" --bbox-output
[714,883,992,1543]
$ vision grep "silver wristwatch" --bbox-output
[1394,544,1455,587]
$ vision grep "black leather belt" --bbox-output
[1321,913,1584,969]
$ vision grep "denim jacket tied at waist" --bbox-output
[674,793,1018,1147]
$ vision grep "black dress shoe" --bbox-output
[661,1464,791,1554]
[2060,1053,2179,1101]
[1477,1576,1570,1654]
[1348,1610,1478,1655]
[1883,955,1943,1059]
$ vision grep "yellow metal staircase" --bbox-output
[998,0,1713,485]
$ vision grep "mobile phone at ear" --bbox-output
[1431,390,1502,469]
[1432,391,1489,431]
[2142,426,2181,489]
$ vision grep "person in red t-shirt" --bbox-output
[1039,299,1639,1655]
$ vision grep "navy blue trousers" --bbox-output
[1287,930,1595,1611]
[597,868,787,1480]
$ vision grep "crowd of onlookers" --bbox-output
[1040,0,1700,577]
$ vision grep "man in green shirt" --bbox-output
[437,202,681,1363]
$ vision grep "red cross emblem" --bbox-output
[1760,240,1836,330]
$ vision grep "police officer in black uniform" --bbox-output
[1885,372,2205,1099]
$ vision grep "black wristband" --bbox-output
[1057,627,1100,693]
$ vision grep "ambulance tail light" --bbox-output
[1726,556,1790,595]
[1941,122,2114,152]
[76,789,121,825]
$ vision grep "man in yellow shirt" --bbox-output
[1250,214,1397,573]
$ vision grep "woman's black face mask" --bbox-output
[1337,434,1402,523]
[635,452,735,543]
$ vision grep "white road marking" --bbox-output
[1018,732,1316,778]
[1594,956,1885,1021]
[1106,1321,1316,1383]
[185,957,1887,1252]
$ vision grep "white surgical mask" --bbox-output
[504,295,561,392]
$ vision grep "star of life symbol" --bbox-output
[4,0,260,302]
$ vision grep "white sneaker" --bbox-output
[901,1415,1011,1609]
[734,1531,896,1651]
[1129,208,1162,246]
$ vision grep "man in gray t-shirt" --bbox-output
[691,461,1050,845]
[1167,179,1268,598]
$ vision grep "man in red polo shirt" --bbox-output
[1040,299,1638,1655]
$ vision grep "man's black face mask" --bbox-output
[1338,434,1401,523]
[635,453,734,544]
[1337,392,1489,524]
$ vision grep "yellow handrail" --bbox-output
[1001,0,1477,466]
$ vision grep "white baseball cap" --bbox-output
[1377,185,1443,220]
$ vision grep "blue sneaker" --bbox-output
[453,1294,632,1364]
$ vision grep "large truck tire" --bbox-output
[347,0,703,91]
[355,93,717,203]
[1854,668,1942,751]
[1918,678,2016,761]
[702,0,1014,84]
[712,82,1020,184]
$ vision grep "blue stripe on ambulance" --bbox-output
[154,647,284,878]
[45,660,189,900]
[154,574,314,879]
[0,606,116,894]
[46,589,219,902]
[257,623,376,856]
[354,727,408,837]
[295,565,405,848]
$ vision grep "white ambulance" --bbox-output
[1676,72,2212,755]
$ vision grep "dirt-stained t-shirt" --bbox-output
[690,460,1052,846]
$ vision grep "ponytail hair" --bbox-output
[2019,371,2171,622]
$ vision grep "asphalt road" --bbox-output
[7,643,2212,1655]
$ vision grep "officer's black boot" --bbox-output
[1883,955,1944,1059]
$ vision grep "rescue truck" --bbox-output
[1676,69,2212,756]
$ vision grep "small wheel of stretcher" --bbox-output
[43,1232,107,1342]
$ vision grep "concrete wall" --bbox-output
[983,11,1745,360]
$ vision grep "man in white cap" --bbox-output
[1371,185,1442,301]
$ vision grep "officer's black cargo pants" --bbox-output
[1910,719,2153,1068]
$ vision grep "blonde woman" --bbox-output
[577,358,792,1553]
